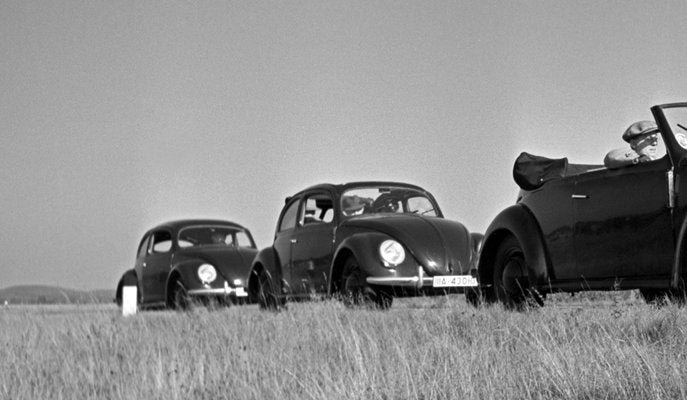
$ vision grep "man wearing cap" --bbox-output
[342,195,368,216]
[604,120,661,169]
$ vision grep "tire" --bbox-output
[493,236,544,309]
[257,270,285,311]
[172,281,192,311]
[341,256,393,310]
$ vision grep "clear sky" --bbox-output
[2,1,686,290]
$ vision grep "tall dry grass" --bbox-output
[2,293,687,400]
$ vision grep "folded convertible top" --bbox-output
[512,152,568,190]
[512,152,603,190]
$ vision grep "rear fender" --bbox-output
[115,269,138,306]
[478,205,549,290]
[469,232,484,270]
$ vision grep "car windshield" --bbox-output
[177,225,254,248]
[340,186,438,217]
[661,105,687,150]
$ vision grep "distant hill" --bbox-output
[0,285,114,305]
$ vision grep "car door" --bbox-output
[272,197,300,291]
[141,229,173,303]
[572,158,674,280]
[289,191,336,296]
[520,177,577,280]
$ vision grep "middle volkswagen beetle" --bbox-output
[247,181,480,309]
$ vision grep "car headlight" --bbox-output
[379,239,405,267]
[197,263,217,284]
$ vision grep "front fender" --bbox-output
[329,232,393,294]
[167,261,202,289]
[247,247,282,299]
[672,215,687,289]
[164,260,207,304]
[478,204,549,290]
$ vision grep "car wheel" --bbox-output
[493,236,543,309]
[341,256,393,310]
[172,281,192,311]
[257,270,285,311]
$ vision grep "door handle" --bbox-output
[290,239,298,244]
[571,194,589,199]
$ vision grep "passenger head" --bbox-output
[623,121,660,159]
[342,196,366,216]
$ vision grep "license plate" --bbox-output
[433,275,478,287]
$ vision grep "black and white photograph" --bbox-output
[2,1,687,399]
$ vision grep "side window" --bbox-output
[151,230,173,253]
[278,198,300,232]
[137,235,150,258]
[301,193,334,225]
[235,231,254,248]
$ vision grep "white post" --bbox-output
[122,286,137,316]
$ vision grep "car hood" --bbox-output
[341,214,471,275]
[175,246,257,282]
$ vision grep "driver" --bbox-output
[604,120,660,169]
[210,232,226,244]
[342,195,368,216]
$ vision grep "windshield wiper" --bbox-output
[678,123,687,133]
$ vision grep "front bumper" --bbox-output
[366,266,478,290]
[187,281,248,298]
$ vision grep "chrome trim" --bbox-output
[571,194,589,199]
[667,169,675,209]
[187,282,248,297]
[365,275,434,287]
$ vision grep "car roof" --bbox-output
[145,219,249,234]
[296,181,429,196]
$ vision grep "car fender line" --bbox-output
[248,248,282,297]
[671,215,687,289]
[479,204,550,289]
[329,233,390,295]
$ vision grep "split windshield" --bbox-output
[177,225,255,248]
[340,186,438,217]
[661,105,687,150]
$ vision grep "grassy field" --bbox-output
[2,292,687,400]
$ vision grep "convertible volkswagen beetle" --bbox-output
[474,102,687,307]
[247,181,481,309]
[115,219,258,310]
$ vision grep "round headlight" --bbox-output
[379,240,406,267]
[197,263,217,283]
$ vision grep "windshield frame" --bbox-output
[339,184,442,218]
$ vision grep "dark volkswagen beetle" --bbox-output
[475,102,687,307]
[247,181,481,309]
[115,219,258,309]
